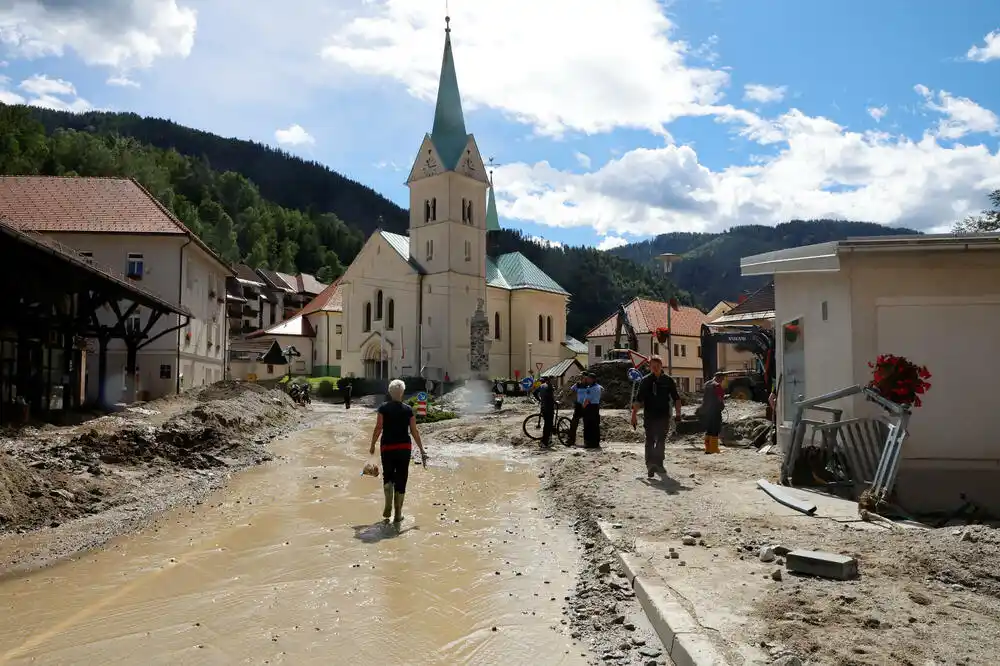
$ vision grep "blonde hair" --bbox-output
[388,379,406,401]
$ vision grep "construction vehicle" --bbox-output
[602,303,641,363]
[700,324,775,402]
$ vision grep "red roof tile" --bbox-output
[586,298,709,339]
[301,279,343,315]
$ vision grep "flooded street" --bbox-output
[0,406,588,665]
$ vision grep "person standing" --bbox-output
[337,376,353,409]
[565,373,590,447]
[631,356,682,478]
[582,373,603,449]
[369,379,427,524]
[701,371,725,455]
[533,376,556,448]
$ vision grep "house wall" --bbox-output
[485,285,511,378]
[586,333,704,391]
[510,290,566,380]
[45,232,228,401]
[773,250,1000,513]
[307,310,344,377]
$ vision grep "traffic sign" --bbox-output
[520,377,534,392]
[417,401,427,416]
[628,368,643,382]
[535,362,544,373]
[416,391,428,402]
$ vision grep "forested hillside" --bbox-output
[611,220,920,306]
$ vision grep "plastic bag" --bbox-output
[361,457,380,478]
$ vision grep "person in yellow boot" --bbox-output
[701,371,725,454]
[369,379,427,525]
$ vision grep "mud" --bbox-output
[0,382,303,574]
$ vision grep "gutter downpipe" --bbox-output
[508,289,513,379]
[417,273,424,379]
[176,236,193,394]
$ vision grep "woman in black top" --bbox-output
[369,379,427,524]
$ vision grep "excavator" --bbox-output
[700,323,775,403]
[603,303,641,363]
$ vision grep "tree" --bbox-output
[953,190,1000,234]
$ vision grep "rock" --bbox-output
[960,529,977,543]
[759,546,776,563]
[685,529,702,538]
[682,536,697,546]
[771,569,783,581]
[669,551,679,559]
[772,657,802,666]
[612,615,626,625]
[908,590,933,606]
[598,562,612,574]
[639,646,662,658]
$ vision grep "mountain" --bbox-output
[609,221,921,307]
[0,104,687,338]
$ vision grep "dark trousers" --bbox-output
[380,447,411,493]
[566,403,583,446]
[342,387,352,409]
[582,404,601,448]
[644,415,670,469]
[540,408,555,447]
[703,409,723,437]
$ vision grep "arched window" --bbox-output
[494,312,501,340]
[387,299,395,330]
[538,315,544,341]
[461,198,468,222]
[467,201,474,224]
[431,198,437,221]
[424,200,430,223]
[363,302,372,332]
[376,290,383,320]
[546,316,553,342]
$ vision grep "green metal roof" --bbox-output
[485,185,501,232]
[430,21,469,171]
[487,252,569,295]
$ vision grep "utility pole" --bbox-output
[654,253,682,378]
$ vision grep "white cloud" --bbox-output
[322,0,731,137]
[596,235,628,251]
[492,99,1000,236]
[916,84,999,140]
[967,30,1000,63]
[867,105,888,123]
[0,72,91,111]
[0,0,196,70]
[743,84,787,104]
[574,152,592,168]
[528,235,563,249]
[107,74,140,88]
[274,124,315,147]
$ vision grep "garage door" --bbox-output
[876,299,1000,461]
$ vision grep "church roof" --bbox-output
[485,185,501,232]
[430,17,470,171]
[378,230,568,295]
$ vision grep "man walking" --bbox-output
[565,373,590,447]
[337,376,353,409]
[582,373,603,449]
[533,376,556,448]
[631,356,682,478]
[701,371,725,454]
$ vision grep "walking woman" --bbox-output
[369,379,427,524]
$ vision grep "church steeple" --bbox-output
[485,177,501,232]
[430,15,469,171]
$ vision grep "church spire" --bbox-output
[485,173,501,232]
[430,15,469,171]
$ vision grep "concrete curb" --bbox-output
[598,521,731,666]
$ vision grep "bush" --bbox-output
[417,409,457,424]
[317,380,336,398]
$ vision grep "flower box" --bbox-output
[654,327,670,344]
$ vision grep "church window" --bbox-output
[494,312,501,340]
[375,290,383,320]
[461,198,467,222]
[386,299,395,330]
[363,302,372,332]
[467,200,474,224]
[538,315,544,341]
[546,316,553,342]
[464,240,471,262]
[426,239,434,260]
[424,200,430,223]
[431,198,437,221]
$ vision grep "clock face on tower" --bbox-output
[422,155,440,177]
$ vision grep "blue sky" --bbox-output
[1,0,998,250]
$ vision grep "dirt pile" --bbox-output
[559,361,636,408]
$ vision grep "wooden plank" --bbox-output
[756,479,817,516]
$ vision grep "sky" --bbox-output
[0,1,998,251]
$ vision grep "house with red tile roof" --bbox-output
[0,176,233,400]
[585,297,711,392]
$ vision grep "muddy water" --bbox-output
[0,409,588,665]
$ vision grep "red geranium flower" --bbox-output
[866,354,931,408]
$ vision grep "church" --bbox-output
[338,17,571,383]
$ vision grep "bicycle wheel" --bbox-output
[555,416,573,445]
[522,413,544,441]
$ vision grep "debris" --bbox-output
[757,479,817,516]
[785,549,859,580]
[771,569,783,581]
[682,535,697,546]
[597,561,612,574]
[759,546,776,563]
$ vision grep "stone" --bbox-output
[669,551,679,559]
[685,529,702,538]
[785,550,859,580]
[682,536,697,546]
[771,569,783,581]
[598,562,612,574]
[759,546,776,563]
[772,657,802,666]
[639,647,662,658]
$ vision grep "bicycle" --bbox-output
[522,405,574,446]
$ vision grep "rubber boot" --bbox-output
[382,483,394,522]
[393,491,405,524]
[703,434,712,454]
[709,436,721,454]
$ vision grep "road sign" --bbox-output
[425,379,434,392]
[628,368,642,382]
[416,391,428,402]
[535,362,544,373]
[520,377,534,392]
[416,400,427,416]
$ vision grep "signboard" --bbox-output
[520,377,534,392]
[627,368,642,382]
[416,392,428,402]
[417,400,427,416]
[535,362,544,373]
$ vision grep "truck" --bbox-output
[699,323,775,403]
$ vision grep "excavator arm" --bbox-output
[613,303,640,352]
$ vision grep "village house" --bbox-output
[585,298,710,392]
[708,282,776,374]
[337,18,570,383]
[0,176,231,401]
[300,279,344,378]
[741,233,1000,513]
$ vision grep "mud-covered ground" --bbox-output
[0,382,304,574]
